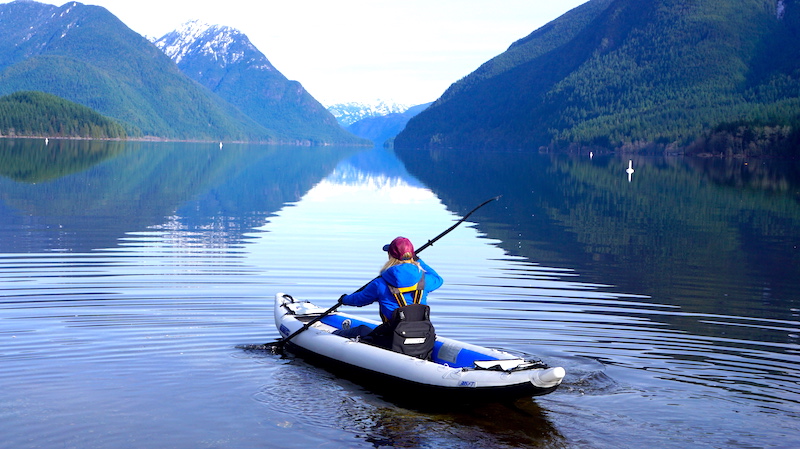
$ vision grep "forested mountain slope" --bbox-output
[396,0,800,156]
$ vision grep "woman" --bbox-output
[335,236,443,344]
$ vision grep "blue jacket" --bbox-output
[341,258,443,322]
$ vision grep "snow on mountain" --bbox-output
[327,100,412,126]
[150,20,365,145]
[156,24,415,129]
[153,20,275,71]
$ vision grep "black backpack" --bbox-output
[387,303,435,360]
[366,275,436,359]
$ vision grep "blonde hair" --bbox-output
[381,256,421,273]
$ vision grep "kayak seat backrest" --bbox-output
[388,304,435,360]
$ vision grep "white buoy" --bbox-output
[626,159,634,182]
[219,142,223,149]
[45,137,49,145]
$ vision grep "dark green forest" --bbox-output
[396,0,800,156]
[0,91,129,139]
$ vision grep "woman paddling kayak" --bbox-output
[334,236,443,356]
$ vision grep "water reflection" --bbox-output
[0,139,358,252]
[0,138,126,182]
[397,148,800,411]
[398,149,800,321]
[362,400,564,448]
[2,139,799,448]
[253,355,564,448]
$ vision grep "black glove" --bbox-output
[337,294,347,305]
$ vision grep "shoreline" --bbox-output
[0,134,373,147]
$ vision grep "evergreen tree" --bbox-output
[0,91,129,139]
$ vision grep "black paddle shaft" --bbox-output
[270,195,501,349]
[415,195,501,254]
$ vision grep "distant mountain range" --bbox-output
[346,103,431,147]
[396,0,800,156]
[327,100,412,127]
[0,1,365,144]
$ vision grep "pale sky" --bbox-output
[38,0,589,106]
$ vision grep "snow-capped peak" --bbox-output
[156,20,215,63]
[154,20,271,70]
[326,100,412,126]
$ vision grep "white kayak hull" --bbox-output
[274,293,565,404]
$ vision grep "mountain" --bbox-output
[327,100,412,126]
[154,21,366,145]
[346,102,431,146]
[0,0,275,141]
[0,90,127,138]
[396,0,800,156]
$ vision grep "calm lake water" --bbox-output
[1,138,798,448]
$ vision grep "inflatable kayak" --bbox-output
[274,293,565,404]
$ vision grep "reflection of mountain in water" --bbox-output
[323,146,425,189]
[0,140,357,252]
[0,138,127,182]
[397,148,800,342]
